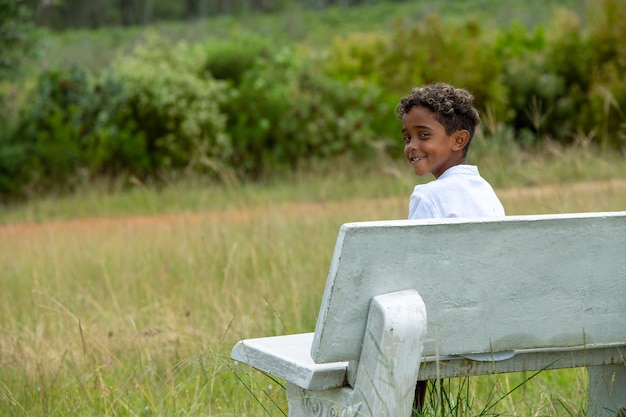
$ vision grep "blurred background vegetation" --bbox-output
[1,0,624,204]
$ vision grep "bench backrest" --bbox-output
[311,211,626,363]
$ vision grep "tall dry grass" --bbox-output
[1,163,625,415]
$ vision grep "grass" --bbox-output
[417,369,588,417]
[1,145,625,415]
[2,137,626,224]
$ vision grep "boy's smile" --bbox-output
[401,106,468,179]
[409,156,425,163]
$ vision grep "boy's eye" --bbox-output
[403,135,411,144]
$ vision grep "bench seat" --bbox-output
[233,332,626,387]
[232,332,347,390]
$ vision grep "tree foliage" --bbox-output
[32,0,405,29]
[0,0,39,80]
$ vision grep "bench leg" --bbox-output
[285,384,356,417]
[413,380,427,413]
[351,290,427,417]
[284,290,427,417]
[587,364,626,417]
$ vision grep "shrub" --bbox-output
[6,65,153,198]
[9,66,96,195]
[500,52,567,146]
[0,0,40,81]
[497,2,626,149]
[203,32,273,85]
[504,9,595,144]
[92,31,230,178]
[3,32,230,199]
[586,0,626,149]
[0,81,26,197]
[221,46,388,176]
[322,31,390,85]
[322,14,508,136]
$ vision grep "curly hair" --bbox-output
[395,83,480,140]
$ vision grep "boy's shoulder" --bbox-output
[412,164,494,202]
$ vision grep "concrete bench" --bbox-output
[231,211,626,417]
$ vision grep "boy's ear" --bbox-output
[452,130,470,151]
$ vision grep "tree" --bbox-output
[0,0,39,80]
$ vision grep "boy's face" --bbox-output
[401,106,468,179]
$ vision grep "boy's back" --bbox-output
[408,165,504,219]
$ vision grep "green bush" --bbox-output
[321,3,626,150]
[203,33,273,85]
[498,9,595,145]
[0,81,24,197]
[496,1,626,148]
[221,46,388,176]
[6,65,150,198]
[9,66,96,195]
[94,32,230,177]
[3,33,230,199]
[323,14,508,134]
[322,31,390,85]
[586,0,626,149]
[0,0,40,81]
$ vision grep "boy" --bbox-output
[396,82,505,219]
[397,82,505,410]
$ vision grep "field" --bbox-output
[2,0,626,414]
[1,150,625,415]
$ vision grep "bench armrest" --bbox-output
[231,332,348,390]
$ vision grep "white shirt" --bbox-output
[408,165,505,219]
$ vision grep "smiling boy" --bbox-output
[396,82,505,219]
[397,82,505,410]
